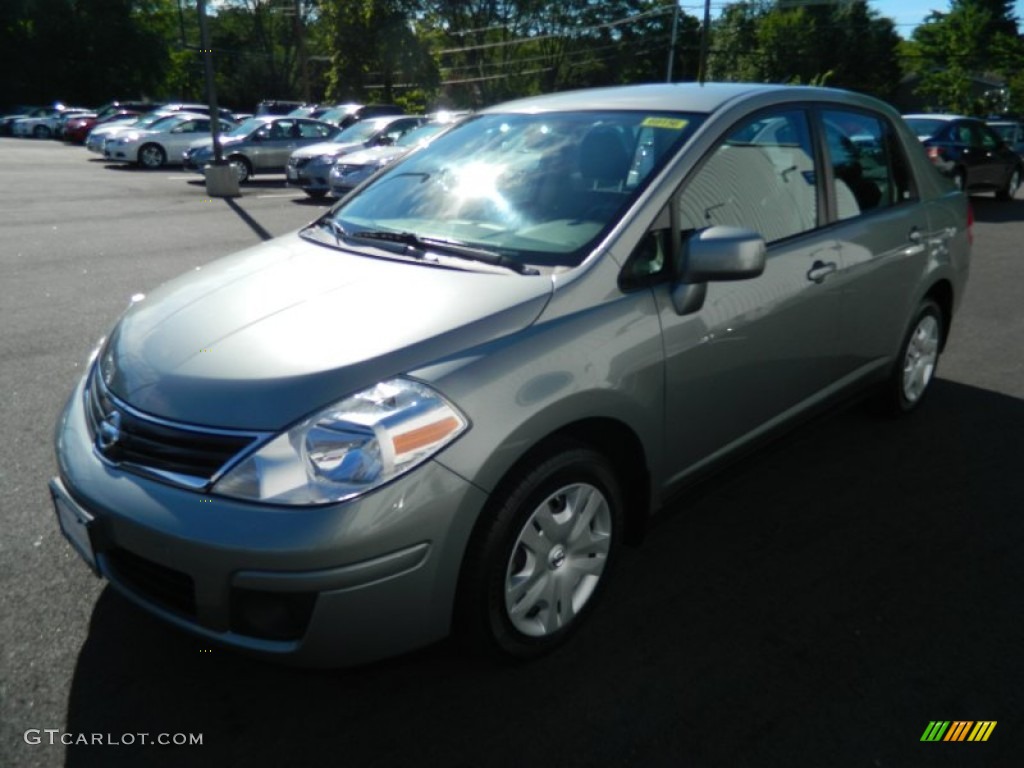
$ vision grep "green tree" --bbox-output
[904,0,1023,114]
[1,0,175,108]
[709,1,901,102]
[322,0,438,109]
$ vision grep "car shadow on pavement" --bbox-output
[62,378,1023,767]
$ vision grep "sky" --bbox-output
[868,0,1024,36]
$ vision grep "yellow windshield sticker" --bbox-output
[642,117,688,130]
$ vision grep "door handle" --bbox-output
[905,227,926,256]
[806,259,837,283]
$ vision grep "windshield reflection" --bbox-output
[332,111,701,268]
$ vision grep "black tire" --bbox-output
[996,166,1021,200]
[304,189,328,200]
[881,298,944,415]
[456,441,623,660]
[138,143,166,169]
[228,155,252,183]
[33,124,51,139]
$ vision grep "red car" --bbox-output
[64,110,142,144]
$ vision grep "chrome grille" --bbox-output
[84,366,259,484]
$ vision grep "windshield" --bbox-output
[395,122,448,148]
[318,106,356,124]
[328,111,702,269]
[148,114,186,132]
[989,123,1017,142]
[227,118,263,137]
[332,119,387,144]
[904,118,945,139]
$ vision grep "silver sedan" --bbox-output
[53,83,969,667]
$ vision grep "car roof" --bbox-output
[902,114,974,122]
[479,82,866,116]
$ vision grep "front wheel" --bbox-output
[882,299,944,415]
[33,125,51,139]
[138,143,166,169]
[456,443,623,660]
[996,166,1021,200]
[304,189,328,200]
[228,155,252,184]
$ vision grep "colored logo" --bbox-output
[921,721,996,742]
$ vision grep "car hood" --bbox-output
[100,231,552,430]
[336,145,407,166]
[292,140,363,159]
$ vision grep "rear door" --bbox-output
[820,107,937,369]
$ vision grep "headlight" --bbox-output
[317,154,339,166]
[213,378,468,505]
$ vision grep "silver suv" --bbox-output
[52,83,970,667]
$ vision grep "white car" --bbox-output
[14,108,90,139]
[104,113,236,168]
[85,111,177,154]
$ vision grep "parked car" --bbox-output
[986,118,1024,158]
[183,116,337,182]
[286,115,426,198]
[54,110,96,139]
[903,113,1021,198]
[52,83,970,668]
[256,99,308,116]
[64,110,143,145]
[85,111,175,154]
[312,103,407,130]
[0,105,44,135]
[13,106,90,138]
[103,113,238,168]
[327,119,460,197]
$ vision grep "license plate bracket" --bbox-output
[50,479,99,576]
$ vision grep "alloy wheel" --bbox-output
[901,313,940,405]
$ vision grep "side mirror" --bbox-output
[670,226,766,315]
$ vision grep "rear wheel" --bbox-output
[882,298,944,415]
[33,124,51,139]
[456,442,623,660]
[304,189,328,200]
[138,143,166,169]
[996,166,1021,200]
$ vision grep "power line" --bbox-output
[436,6,674,56]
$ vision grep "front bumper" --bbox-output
[287,157,335,192]
[103,144,134,162]
[53,374,487,667]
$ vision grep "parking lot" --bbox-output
[1,137,1023,767]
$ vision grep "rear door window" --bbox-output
[821,109,915,220]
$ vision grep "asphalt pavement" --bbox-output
[1,138,1022,768]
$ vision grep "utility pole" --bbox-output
[197,0,239,196]
[666,2,679,83]
[698,0,712,85]
[294,0,311,103]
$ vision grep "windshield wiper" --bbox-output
[349,230,539,276]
